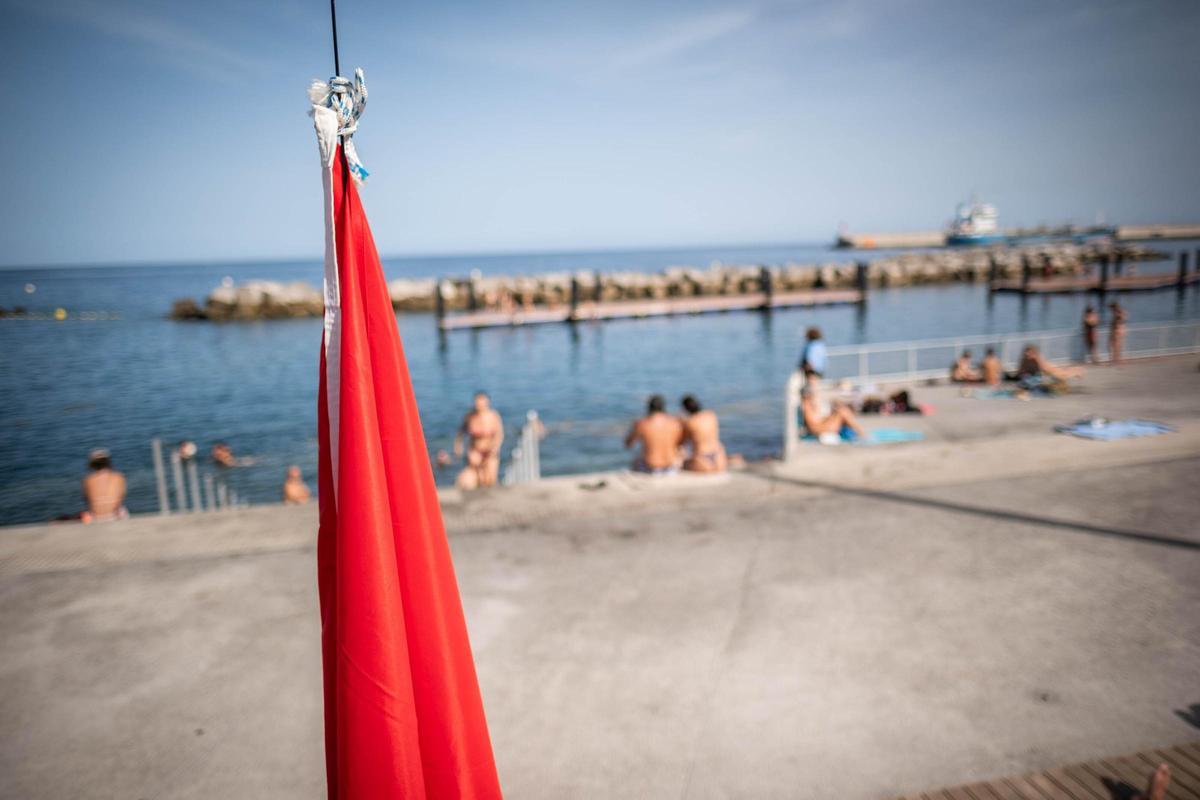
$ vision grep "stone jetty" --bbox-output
[169,242,1165,321]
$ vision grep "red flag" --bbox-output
[312,89,502,798]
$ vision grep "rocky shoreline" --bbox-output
[169,242,1165,321]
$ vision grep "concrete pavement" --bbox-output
[2,356,1199,799]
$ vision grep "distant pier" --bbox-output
[169,241,1175,323]
[991,248,1200,295]
[438,288,863,331]
[836,221,1200,250]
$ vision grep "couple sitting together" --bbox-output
[624,394,727,475]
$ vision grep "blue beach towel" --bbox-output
[1054,419,1174,441]
[972,388,1017,399]
[865,428,925,444]
[801,427,923,445]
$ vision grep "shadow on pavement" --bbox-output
[761,473,1200,552]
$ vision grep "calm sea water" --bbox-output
[2,241,1198,526]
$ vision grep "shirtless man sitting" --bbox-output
[800,374,866,441]
[950,350,982,383]
[454,391,504,490]
[624,394,683,474]
[680,395,727,473]
[981,347,1003,386]
[81,448,127,523]
[282,465,311,504]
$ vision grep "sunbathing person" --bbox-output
[801,375,865,440]
[624,394,684,474]
[950,350,982,383]
[1017,344,1082,393]
[81,448,127,523]
[679,395,726,473]
[454,391,504,490]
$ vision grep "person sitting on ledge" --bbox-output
[81,448,127,523]
[624,394,683,475]
[950,349,982,383]
[282,465,311,505]
[981,347,1003,386]
[680,395,727,473]
[801,373,865,442]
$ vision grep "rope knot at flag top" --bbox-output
[308,68,369,183]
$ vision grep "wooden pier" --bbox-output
[992,249,1199,295]
[438,288,863,331]
[992,271,1200,294]
[899,740,1200,800]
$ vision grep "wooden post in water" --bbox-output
[1098,253,1110,293]
[1179,251,1190,288]
[855,261,868,302]
[151,438,169,515]
[466,275,478,311]
[1114,249,1125,277]
[593,273,603,303]
[434,278,445,326]
[759,266,773,309]
[987,254,998,288]
[569,275,580,320]
[1021,255,1032,293]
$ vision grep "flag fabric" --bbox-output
[311,83,502,799]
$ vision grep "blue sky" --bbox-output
[1,0,1197,266]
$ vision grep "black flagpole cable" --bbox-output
[330,0,341,76]
[329,0,349,187]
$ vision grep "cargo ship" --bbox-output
[945,201,1006,246]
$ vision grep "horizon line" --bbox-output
[0,237,843,272]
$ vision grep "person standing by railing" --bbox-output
[799,326,827,378]
[1082,305,1100,363]
[1108,301,1128,364]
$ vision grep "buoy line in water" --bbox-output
[0,309,123,321]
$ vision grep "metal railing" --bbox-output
[503,411,543,485]
[151,438,242,514]
[783,319,1200,461]
[822,320,1200,385]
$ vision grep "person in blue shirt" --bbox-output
[799,326,827,377]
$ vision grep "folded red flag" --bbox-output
[311,83,502,799]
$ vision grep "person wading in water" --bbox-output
[454,391,504,489]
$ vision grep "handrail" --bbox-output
[503,410,543,485]
[824,319,1199,358]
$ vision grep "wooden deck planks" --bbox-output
[901,742,1200,800]
[438,289,863,330]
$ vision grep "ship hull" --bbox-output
[945,233,1007,247]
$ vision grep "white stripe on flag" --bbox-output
[312,104,341,500]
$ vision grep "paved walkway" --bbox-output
[2,356,1199,798]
